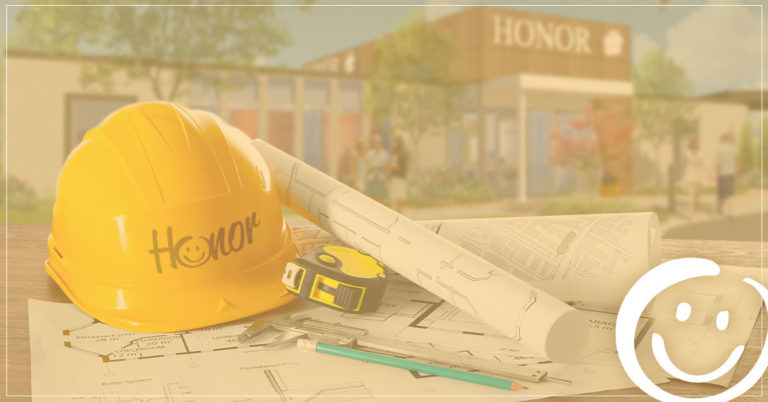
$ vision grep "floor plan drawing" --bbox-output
[62,319,271,362]
[264,366,371,401]
[31,265,757,400]
[30,289,658,401]
[301,278,651,371]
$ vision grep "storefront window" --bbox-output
[268,77,294,108]
[227,73,258,106]
[305,80,329,107]
[188,73,220,113]
[339,81,362,112]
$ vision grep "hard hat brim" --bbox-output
[45,229,299,333]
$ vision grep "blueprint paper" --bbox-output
[425,214,659,312]
[291,224,762,388]
[252,139,587,362]
[29,277,664,400]
[292,212,660,313]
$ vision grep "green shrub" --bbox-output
[538,196,667,221]
[0,176,55,223]
[406,168,495,207]
[1,176,37,210]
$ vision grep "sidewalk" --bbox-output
[285,189,767,241]
[661,189,766,241]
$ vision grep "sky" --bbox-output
[270,0,764,95]
[5,1,765,95]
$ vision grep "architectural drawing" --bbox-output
[306,277,654,371]
[431,214,660,312]
[264,366,370,401]
[290,211,660,313]
[253,139,588,362]
[29,292,658,400]
[62,319,273,362]
[31,267,756,401]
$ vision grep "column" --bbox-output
[218,71,230,121]
[293,76,305,160]
[362,114,372,143]
[517,91,528,203]
[257,74,268,140]
[328,78,340,177]
[361,82,372,144]
[476,83,486,181]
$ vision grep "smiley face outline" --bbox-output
[175,236,211,268]
[616,258,768,401]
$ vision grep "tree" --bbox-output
[549,123,600,194]
[738,121,755,172]
[10,0,292,100]
[633,47,695,209]
[364,12,462,148]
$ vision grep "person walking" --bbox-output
[365,135,389,204]
[716,132,738,216]
[389,135,410,213]
[353,140,367,191]
[337,144,356,188]
[682,136,704,216]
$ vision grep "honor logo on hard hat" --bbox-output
[45,102,299,333]
[149,212,262,273]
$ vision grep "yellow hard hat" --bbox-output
[45,102,297,333]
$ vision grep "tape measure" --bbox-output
[282,246,387,313]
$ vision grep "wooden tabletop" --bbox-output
[2,224,767,400]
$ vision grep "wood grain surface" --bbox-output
[2,224,766,400]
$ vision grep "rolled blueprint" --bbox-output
[252,139,589,362]
[425,214,661,312]
[292,213,660,313]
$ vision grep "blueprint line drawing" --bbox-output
[263,367,371,401]
[62,319,272,362]
[253,139,588,362]
[290,211,660,314]
[30,279,665,401]
[33,263,752,402]
[431,214,660,313]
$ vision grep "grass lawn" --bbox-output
[1,198,54,224]
[537,196,669,222]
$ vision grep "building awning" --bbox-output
[484,73,632,96]
[699,90,766,110]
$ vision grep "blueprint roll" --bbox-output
[423,213,661,313]
[293,213,660,313]
[251,139,589,362]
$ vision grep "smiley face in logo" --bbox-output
[616,258,768,401]
[176,236,211,268]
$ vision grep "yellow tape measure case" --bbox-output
[282,246,387,313]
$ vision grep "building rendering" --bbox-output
[5,6,756,201]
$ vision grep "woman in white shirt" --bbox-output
[682,136,705,216]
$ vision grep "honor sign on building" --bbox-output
[307,7,631,80]
[493,15,594,54]
[306,7,632,199]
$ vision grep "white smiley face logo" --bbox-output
[616,258,768,401]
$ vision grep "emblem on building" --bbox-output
[344,52,357,74]
[603,29,624,57]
